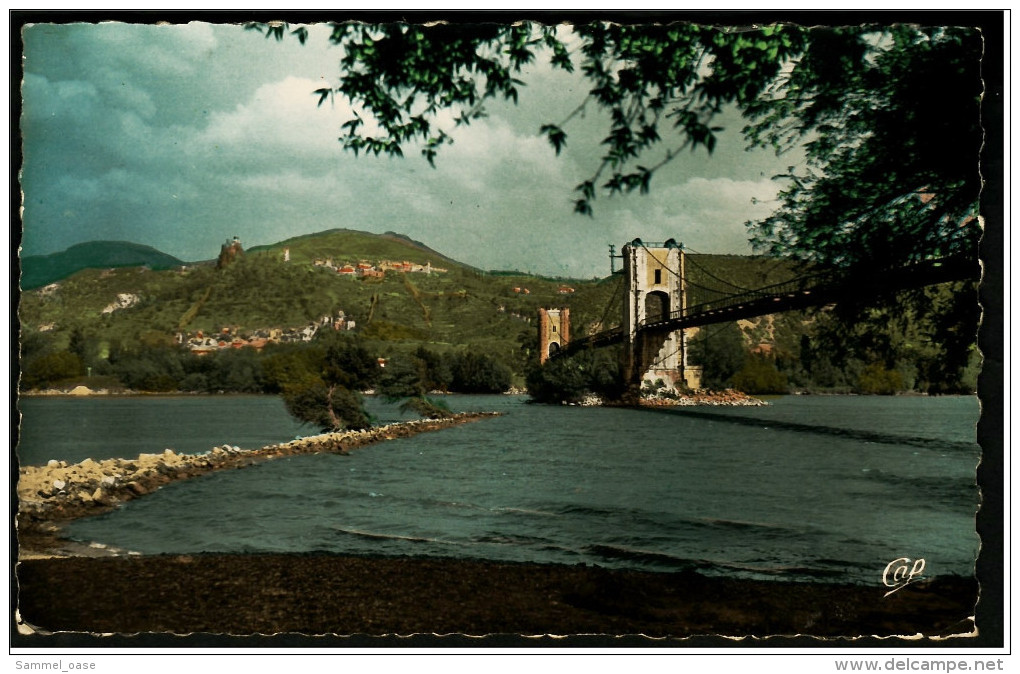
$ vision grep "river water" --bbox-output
[17,394,981,585]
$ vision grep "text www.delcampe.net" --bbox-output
[835,659,1005,672]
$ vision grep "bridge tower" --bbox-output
[621,239,697,393]
[538,307,570,364]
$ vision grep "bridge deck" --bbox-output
[556,255,977,358]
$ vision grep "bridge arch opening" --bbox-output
[644,291,670,323]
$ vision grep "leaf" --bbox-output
[577,180,596,200]
[540,124,568,155]
[574,199,594,217]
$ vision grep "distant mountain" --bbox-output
[20,241,185,290]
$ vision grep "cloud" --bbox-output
[433,116,575,195]
[197,76,353,156]
[608,177,781,256]
[90,22,218,76]
[92,66,158,119]
[21,73,101,122]
[19,21,798,277]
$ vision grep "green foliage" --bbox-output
[745,26,981,269]
[731,355,788,394]
[377,346,454,400]
[377,353,431,400]
[207,349,266,393]
[855,362,904,395]
[67,326,101,370]
[449,351,513,394]
[282,382,370,432]
[21,351,84,389]
[398,395,454,420]
[261,345,323,393]
[527,358,589,404]
[526,347,625,404]
[111,345,185,391]
[320,334,380,391]
[273,335,379,431]
[792,282,978,394]
[688,322,746,389]
[360,320,430,341]
[414,345,453,392]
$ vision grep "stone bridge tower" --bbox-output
[538,307,570,364]
[621,238,696,393]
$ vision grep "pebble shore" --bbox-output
[16,553,978,639]
[575,389,769,407]
[639,389,770,407]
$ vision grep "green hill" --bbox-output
[246,228,475,271]
[17,228,803,358]
[17,230,623,358]
[20,241,185,290]
[16,229,977,394]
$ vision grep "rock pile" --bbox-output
[640,389,769,407]
[18,412,500,529]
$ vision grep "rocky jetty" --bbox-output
[17,413,500,542]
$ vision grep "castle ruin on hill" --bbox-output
[217,236,244,269]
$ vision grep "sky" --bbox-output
[19,19,805,279]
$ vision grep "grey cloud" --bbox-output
[20,21,798,277]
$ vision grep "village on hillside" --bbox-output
[311,255,448,278]
[177,310,356,355]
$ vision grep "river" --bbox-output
[17,394,981,585]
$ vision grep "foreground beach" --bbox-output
[16,553,976,639]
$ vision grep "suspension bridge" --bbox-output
[543,238,978,393]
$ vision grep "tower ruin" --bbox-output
[537,307,570,364]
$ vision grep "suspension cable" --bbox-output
[637,241,742,299]
[684,253,756,293]
[594,274,623,334]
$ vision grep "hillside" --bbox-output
[17,229,978,394]
[17,229,803,360]
[20,241,186,290]
[16,230,611,357]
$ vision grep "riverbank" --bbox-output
[17,412,500,557]
[15,552,977,639]
[22,385,769,406]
